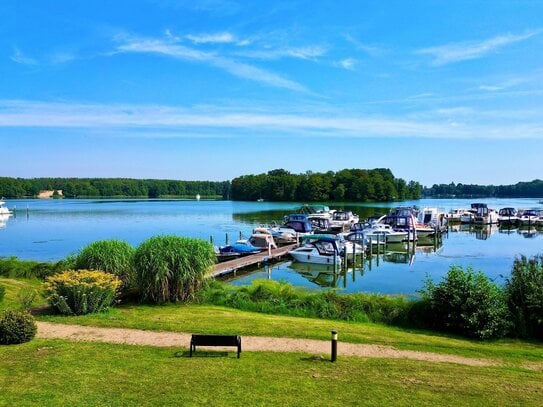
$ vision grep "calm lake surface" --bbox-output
[1,198,542,295]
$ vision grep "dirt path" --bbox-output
[36,322,497,367]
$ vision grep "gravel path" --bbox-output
[37,322,498,367]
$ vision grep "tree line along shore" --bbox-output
[1,170,542,201]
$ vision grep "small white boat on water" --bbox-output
[330,210,359,231]
[288,235,342,265]
[498,208,519,225]
[0,200,12,216]
[518,209,541,226]
[357,223,408,243]
[445,208,468,222]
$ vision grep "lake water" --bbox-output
[1,198,542,294]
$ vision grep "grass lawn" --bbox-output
[39,303,543,367]
[0,339,542,406]
[0,277,45,311]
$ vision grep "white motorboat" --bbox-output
[417,207,446,229]
[518,209,540,226]
[359,223,408,243]
[288,235,342,265]
[473,206,499,225]
[445,208,468,222]
[330,210,359,231]
[460,211,475,224]
[498,208,519,225]
[0,200,12,216]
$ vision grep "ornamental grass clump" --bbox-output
[74,240,135,289]
[134,235,216,304]
[0,309,37,345]
[44,270,121,315]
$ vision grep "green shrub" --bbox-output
[0,257,72,279]
[0,309,37,345]
[134,236,216,304]
[202,279,412,325]
[418,266,510,339]
[75,240,135,289]
[44,270,121,315]
[505,255,543,340]
[0,284,5,304]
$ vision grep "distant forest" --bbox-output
[424,179,543,198]
[0,177,230,199]
[231,168,422,202]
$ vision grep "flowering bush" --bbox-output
[44,270,121,315]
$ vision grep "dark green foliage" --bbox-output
[0,177,230,199]
[231,168,421,202]
[201,279,412,325]
[505,255,543,340]
[134,236,216,304]
[75,240,135,289]
[0,285,5,303]
[424,179,543,198]
[418,266,510,339]
[0,257,72,279]
[0,309,37,345]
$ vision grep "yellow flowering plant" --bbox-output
[44,270,121,315]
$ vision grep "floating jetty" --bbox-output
[211,243,297,278]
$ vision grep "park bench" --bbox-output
[189,334,242,358]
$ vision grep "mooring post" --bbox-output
[368,236,373,258]
[331,330,338,362]
[268,241,271,257]
[343,247,348,268]
[210,235,213,245]
[239,231,242,240]
[225,232,229,246]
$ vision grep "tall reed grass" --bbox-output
[75,240,134,288]
[134,236,216,304]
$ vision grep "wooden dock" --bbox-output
[211,244,297,278]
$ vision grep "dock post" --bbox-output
[225,233,229,246]
[210,235,213,245]
[352,241,356,264]
[343,247,348,268]
[369,237,373,258]
[268,241,271,257]
[239,231,242,240]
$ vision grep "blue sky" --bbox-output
[1,0,542,186]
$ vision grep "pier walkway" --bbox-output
[211,243,297,278]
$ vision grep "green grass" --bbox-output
[0,339,541,406]
[40,303,543,367]
[0,278,45,311]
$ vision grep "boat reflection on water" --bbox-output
[517,225,539,239]
[287,262,347,288]
[0,214,10,229]
[447,224,498,240]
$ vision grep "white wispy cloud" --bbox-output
[337,58,356,70]
[115,36,307,92]
[344,34,385,57]
[417,30,541,65]
[0,100,541,140]
[237,46,326,60]
[186,32,236,44]
[10,48,38,66]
